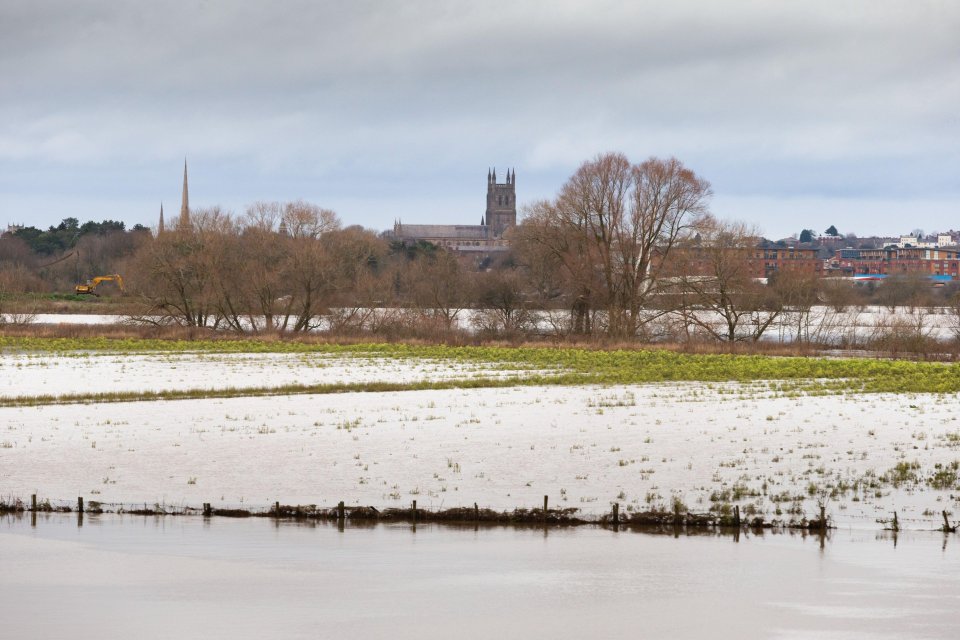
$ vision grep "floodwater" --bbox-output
[1,515,957,639]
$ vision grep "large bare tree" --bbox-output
[129,208,236,327]
[515,153,711,337]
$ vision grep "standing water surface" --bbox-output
[1,515,957,639]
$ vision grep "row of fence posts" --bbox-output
[15,493,776,530]
[23,493,956,536]
[321,495,612,527]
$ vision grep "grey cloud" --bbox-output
[0,0,957,237]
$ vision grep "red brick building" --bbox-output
[671,243,823,280]
[832,247,960,279]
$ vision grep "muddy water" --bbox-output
[1,515,957,639]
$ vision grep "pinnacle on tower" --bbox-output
[492,167,496,183]
[180,158,190,228]
[158,202,165,235]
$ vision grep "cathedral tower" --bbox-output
[485,167,516,239]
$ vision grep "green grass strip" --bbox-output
[1,336,960,398]
[0,375,559,408]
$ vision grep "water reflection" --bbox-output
[0,515,957,639]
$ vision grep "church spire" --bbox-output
[180,158,190,228]
[158,202,165,235]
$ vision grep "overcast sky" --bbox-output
[1,0,957,238]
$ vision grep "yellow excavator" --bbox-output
[75,274,125,296]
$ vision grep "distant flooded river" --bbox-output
[1,515,957,639]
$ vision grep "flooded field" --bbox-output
[15,305,960,344]
[2,341,958,639]
[3,370,959,529]
[1,514,957,639]
[0,350,544,397]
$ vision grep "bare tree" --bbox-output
[0,263,40,326]
[472,269,534,337]
[514,153,711,337]
[876,272,932,312]
[671,219,782,342]
[945,287,960,347]
[324,227,392,333]
[770,268,821,343]
[282,201,339,239]
[405,249,470,331]
[821,277,857,313]
[513,201,601,335]
[129,208,235,327]
[282,235,338,332]
[244,201,283,232]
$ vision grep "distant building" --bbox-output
[832,247,960,280]
[738,242,823,278]
[889,233,955,250]
[390,168,517,252]
[669,241,823,280]
[157,159,190,234]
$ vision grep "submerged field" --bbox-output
[1,337,959,531]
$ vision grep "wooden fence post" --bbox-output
[202,503,212,517]
[338,501,345,522]
[734,505,740,528]
[77,497,84,514]
[474,502,479,522]
[412,500,417,523]
[275,501,281,518]
[543,495,548,524]
[612,502,619,526]
[31,494,37,512]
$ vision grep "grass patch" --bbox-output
[1,336,960,405]
[0,375,546,408]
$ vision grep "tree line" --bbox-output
[3,152,960,346]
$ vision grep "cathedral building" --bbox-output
[390,168,517,252]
